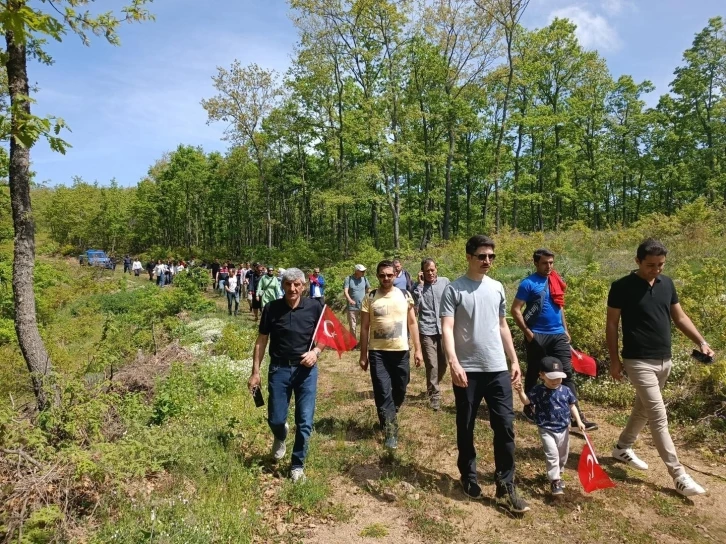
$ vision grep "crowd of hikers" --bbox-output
[112,235,714,512]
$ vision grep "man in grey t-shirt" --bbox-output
[344,264,371,338]
[440,235,529,514]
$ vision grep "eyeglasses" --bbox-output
[470,253,496,261]
[378,273,395,278]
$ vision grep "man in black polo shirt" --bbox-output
[248,267,325,483]
[606,238,713,497]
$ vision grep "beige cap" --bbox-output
[354,264,367,272]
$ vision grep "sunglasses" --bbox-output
[378,273,395,278]
[470,253,496,261]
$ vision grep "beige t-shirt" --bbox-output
[361,287,414,351]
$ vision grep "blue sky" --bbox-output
[30,0,724,187]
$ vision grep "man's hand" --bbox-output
[577,420,586,433]
[414,350,423,368]
[610,358,624,381]
[449,360,468,388]
[300,350,318,367]
[418,271,424,282]
[513,380,522,392]
[346,297,355,306]
[248,372,261,392]
[510,361,522,385]
[701,343,715,358]
[565,331,571,343]
[359,354,369,371]
[524,329,535,343]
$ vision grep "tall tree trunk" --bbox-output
[443,124,455,240]
[6,26,57,412]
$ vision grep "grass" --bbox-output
[360,523,389,538]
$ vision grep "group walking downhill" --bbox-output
[120,234,715,512]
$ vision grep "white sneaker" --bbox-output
[291,467,306,483]
[612,446,649,470]
[674,474,706,497]
[271,422,289,461]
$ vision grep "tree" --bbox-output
[202,62,283,249]
[1,0,152,411]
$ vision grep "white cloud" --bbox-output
[549,6,622,52]
[602,0,625,15]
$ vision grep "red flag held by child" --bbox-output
[570,347,598,377]
[578,434,616,493]
[313,305,358,357]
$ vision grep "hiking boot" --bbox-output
[430,397,441,412]
[674,474,706,497]
[550,479,565,496]
[495,482,530,514]
[522,404,535,424]
[291,467,306,484]
[611,446,648,470]
[460,478,483,499]
[271,422,289,461]
[384,424,398,450]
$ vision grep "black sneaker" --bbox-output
[461,478,483,500]
[384,422,398,450]
[522,404,535,424]
[572,415,599,431]
[551,479,565,496]
[495,482,530,513]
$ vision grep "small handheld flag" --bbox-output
[571,347,598,377]
[578,433,616,493]
[312,305,358,357]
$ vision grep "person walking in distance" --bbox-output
[248,268,326,484]
[258,266,283,309]
[309,267,325,303]
[250,264,265,322]
[392,258,414,293]
[359,260,423,450]
[123,254,132,274]
[344,264,371,340]
[440,235,529,513]
[607,238,713,497]
[412,258,450,411]
[225,267,240,316]
[511,249,598,431]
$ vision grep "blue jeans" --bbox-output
[267,362,318,468]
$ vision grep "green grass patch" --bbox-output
[360,523,389,538]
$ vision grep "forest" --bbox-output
[24,3,726,259]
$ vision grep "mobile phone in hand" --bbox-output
[691,349,714,365]
[251,386,265,407]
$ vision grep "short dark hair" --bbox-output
[421,258,436,270]
[392,258,401,264]
[377,260,395,274]
[637,238,668,261]
[533,248,555,263]
[466,235,495,255]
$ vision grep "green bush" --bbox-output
[152,363,197,424]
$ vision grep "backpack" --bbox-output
[369,287,411,301]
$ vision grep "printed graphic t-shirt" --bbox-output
[528,384,577,433]
[361,287,413,351]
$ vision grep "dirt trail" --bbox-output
[302,350,726,544]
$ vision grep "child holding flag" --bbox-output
[514,356,585,496]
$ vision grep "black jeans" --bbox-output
[525,332,579,405]
[453,371,516,485]
[368,350,410,428]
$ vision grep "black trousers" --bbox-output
[453,370,516,485]
[368,350,410,428]
[525,332,579,405]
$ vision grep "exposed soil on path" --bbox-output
[301,348,726,544]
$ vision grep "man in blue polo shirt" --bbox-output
[511,248,597,431]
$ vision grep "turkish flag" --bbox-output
[578,434,616,493]
[571,347,597,377]
[313,305,358,357]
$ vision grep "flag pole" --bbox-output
[583,432,599,464]
[310,304,327,351]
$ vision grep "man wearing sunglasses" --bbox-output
[359,260,423,450]
[440,235,529,513]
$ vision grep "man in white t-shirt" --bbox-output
[440,235,529,514]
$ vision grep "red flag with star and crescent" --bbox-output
[578,433,616,493]
[312,305,357,357]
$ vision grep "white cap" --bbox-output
[354,264,367,272]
